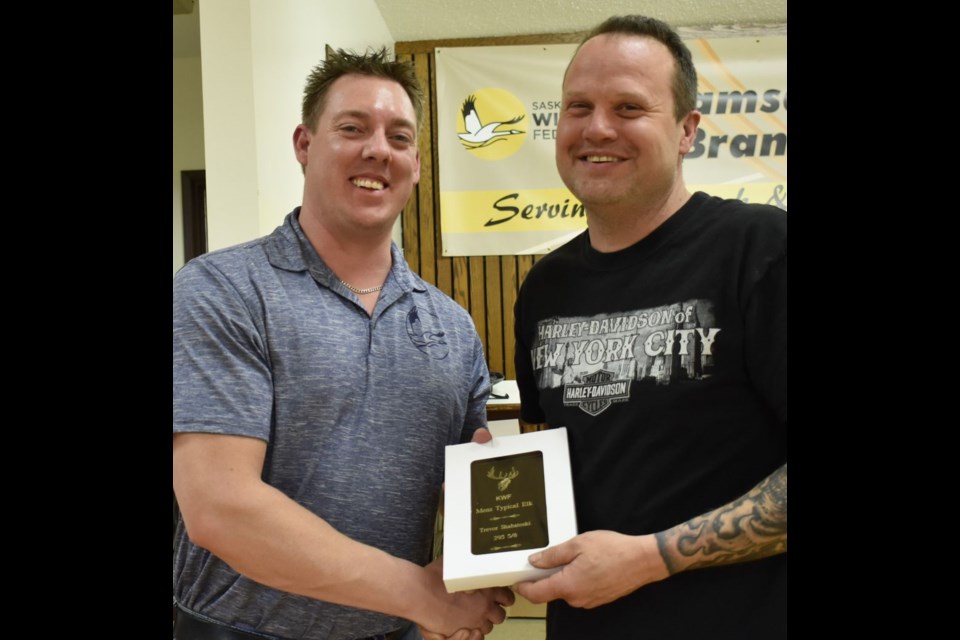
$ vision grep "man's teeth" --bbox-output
[352,178,385,190]
[586,156,619,163]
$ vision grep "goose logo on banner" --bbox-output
[456,89,527,160]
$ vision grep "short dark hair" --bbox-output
[301,47,424,133]
[576,15,698,121]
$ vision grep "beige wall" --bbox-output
[174,0,396,272]
[199,0,395,253]
[173,56,205,275]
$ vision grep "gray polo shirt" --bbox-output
[173,209,489,640]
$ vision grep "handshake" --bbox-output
[417,425,575,639]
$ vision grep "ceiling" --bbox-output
[174,0,785,59]
[374,0,786,42]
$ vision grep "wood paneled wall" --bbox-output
[395,33,582,380]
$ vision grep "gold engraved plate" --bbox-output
[470,452,548,555]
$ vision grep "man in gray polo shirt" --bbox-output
[173,48,513,640]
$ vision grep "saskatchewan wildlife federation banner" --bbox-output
[435,37,787,256]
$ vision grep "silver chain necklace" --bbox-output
[339,279,384,295]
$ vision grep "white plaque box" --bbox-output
[443,427,578,592]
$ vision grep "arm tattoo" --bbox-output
[655,463,787,574]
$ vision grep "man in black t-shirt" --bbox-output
[513,15,787,639]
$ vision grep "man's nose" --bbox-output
[363,129,391,162]
[583,110,617,143]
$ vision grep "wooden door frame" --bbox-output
[181,169,207,261]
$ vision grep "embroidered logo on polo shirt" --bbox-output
[406,306,450,360]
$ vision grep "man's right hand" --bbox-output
[420,629,481,640]
[416,557,514,638]
[419,425,508,639]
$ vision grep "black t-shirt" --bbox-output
[515,192,787,639]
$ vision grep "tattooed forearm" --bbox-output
[655,463,787,575]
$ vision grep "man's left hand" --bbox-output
[514,530,669,608]
[471,427,492,444]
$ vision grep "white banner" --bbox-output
[435,37,787,256]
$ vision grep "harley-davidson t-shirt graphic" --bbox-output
[530,300,721,416]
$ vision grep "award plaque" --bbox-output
[470,451,549,555]
[443,427,578,592]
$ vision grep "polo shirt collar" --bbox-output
[263,208,425,293]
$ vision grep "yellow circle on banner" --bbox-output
[456,88,528,161]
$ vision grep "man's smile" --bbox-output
[583,155,622,163]
[351,177,387,190]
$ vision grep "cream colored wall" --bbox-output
[199,0,395,252]
[198,0,260,252]
[173,56,205,275]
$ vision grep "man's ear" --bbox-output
[293,124,311,167]
[678,110,701,156]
